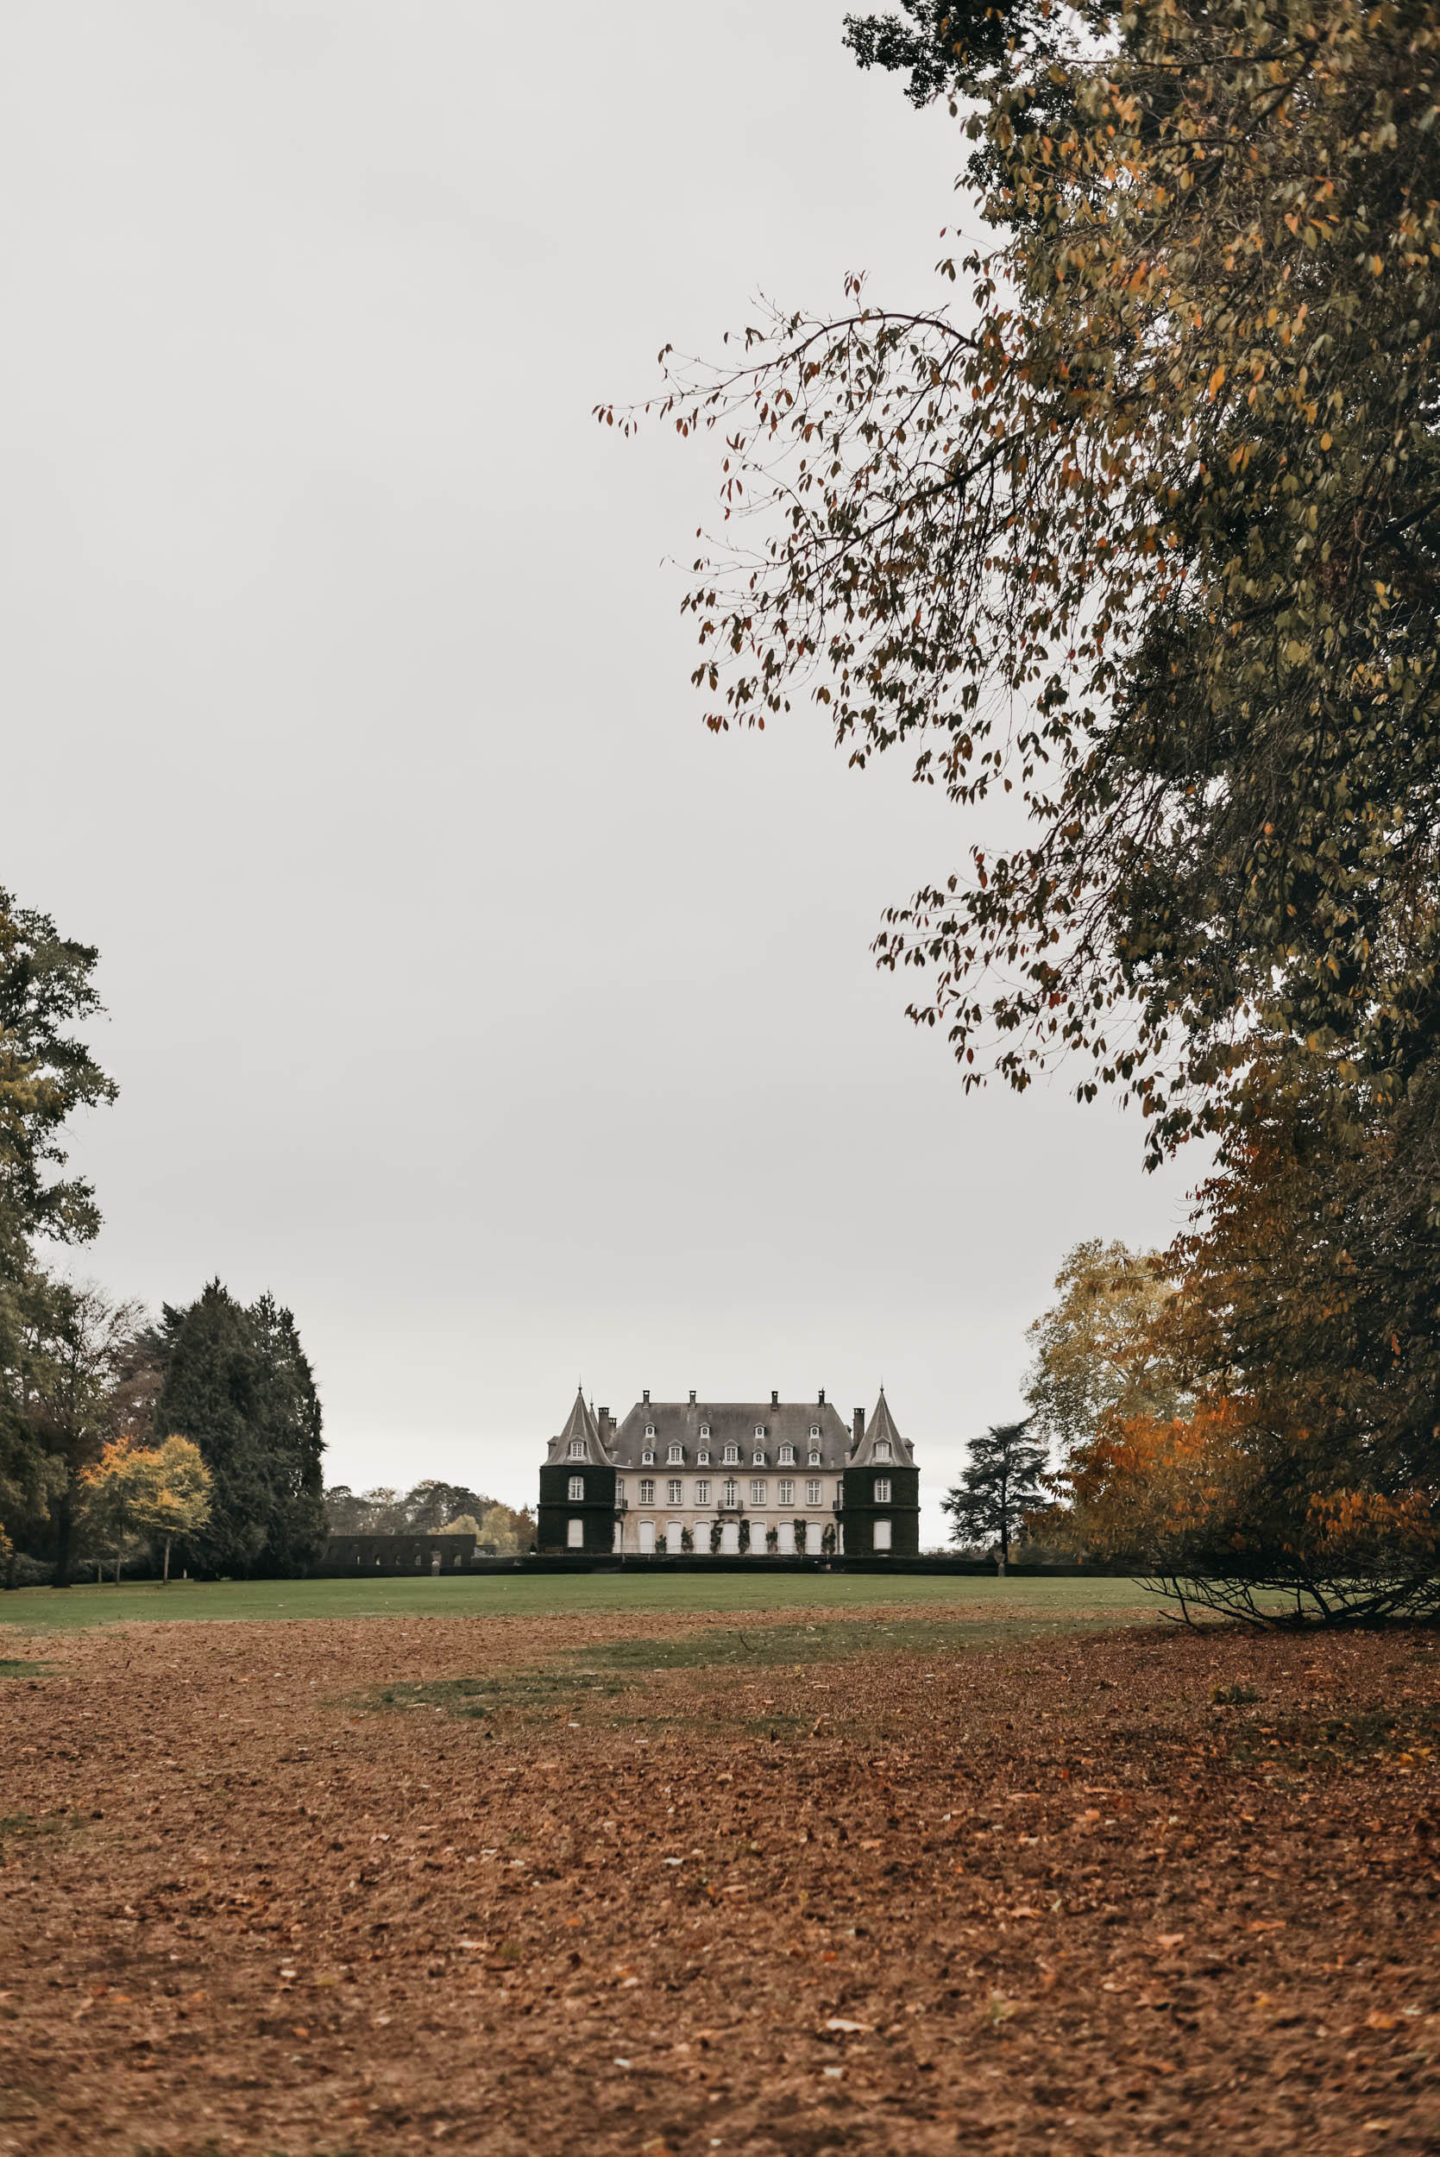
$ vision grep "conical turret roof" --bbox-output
[850,1387,913,1466]
[548,1386,609,1465]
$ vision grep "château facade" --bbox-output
[537,1388,919,1557]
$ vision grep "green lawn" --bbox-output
[0,1570,1158,1632]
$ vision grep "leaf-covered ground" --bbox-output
[1,1603,1438,2154]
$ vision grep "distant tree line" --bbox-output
[324,1481,535,1555]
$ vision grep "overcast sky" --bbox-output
[1,1,1196,1542]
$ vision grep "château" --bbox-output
[537,1388,919,1557]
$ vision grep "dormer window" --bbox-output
[699,1423,711,1439]
[752,1449,766,1467]
[644,1423,656,1440]
[723,1443,740,1465]
[778,1444,795,1466]
[754,1424,765,1440]
[809,1424,821,1440]
[641,1448,655,1466]
[667,1443,684,1465]
[567,1439,586,1460]
[874,1441,892,1462]
[697,1449,710,1465]
[808,1449,822,1467]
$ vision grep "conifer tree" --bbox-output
[944,1420,1050,1574]
[153,1282,325,1576]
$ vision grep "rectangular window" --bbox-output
[806,1478,822,1506]
[750,1479,767,1506]
[639,1479,655,1506]
[777,1479,794,1506]
[567,1518,584,1549]
[695,1479,710,1505]
[667,1478,683,1505]
[722,1479,739,1508]
[835,1483,844,1509]
[668,1444,684,1464]
[723,1444,740,1464]
[873,1518,892,1552]
[567,1475,584,1501]
[874,1477,892,1503]
[616,1477,626,1500]
[778,1445,795,1465]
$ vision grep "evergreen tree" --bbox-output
[247,1293,326,1572]
[153,1282,325,1576]
[944,1420,1050,1575]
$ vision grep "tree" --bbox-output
[404,1481,490,1534]
[323,1485,403,1534]
[246,1293,326,1572]
[0,889,116,1257]
[944,1420,1050,1573]
[607,0,1440,1164]
[1064,1062,1440,1620]
[20,1285,147,1585]
[0,890,116,1563]
[82,1434,212,1584]
[152,1282,325,1576]
[1025,1242,1182,1467]
[478,1501,533,1555]
[439,1513,483,1538]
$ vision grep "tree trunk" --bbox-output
[162,1537,172,1585]
[114,1550,122,1586]
[53,1493,73,1589]
[996,1544,1007,1578]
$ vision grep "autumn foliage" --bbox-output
[82,1433,212,1584]
[1059,1071,1440,1619]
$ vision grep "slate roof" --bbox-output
[608,1399,854,1470]
[544,1390,914,1473]
[848,1388,915,1467]
[544,1387,611,1466]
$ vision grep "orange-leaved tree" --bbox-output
[1062,1067,1440,1623]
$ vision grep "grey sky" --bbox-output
[2,2,1193,1541]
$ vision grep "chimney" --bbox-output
[598,1407,609,1426]
[853,1408,864,1449]
[689,1389,696,1404]
[643,1388,650,1405]
[818,1388,825,1405]
[771,1389,779,1407]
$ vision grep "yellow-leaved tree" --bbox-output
[82,1434,212,1585]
